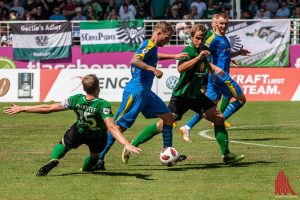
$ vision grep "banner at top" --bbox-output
[11,22,72,61]
[80,20,144,53]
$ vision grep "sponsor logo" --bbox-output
[102,108,111,115]
[0,78,10,97]
[275,170,297,197]
[116,20,144,47]
[166,76,178,90]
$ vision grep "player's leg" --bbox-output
[98,92,142,162]
[36,124,80,176]
[219,96,231,128]
[195,94,245,164]
[221,77,246,120]
[83,133,107,172]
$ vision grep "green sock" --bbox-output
[214,125,230,156]
[82,156,98,171]
[131,123,159,147]
[220,97,230,113]
[50,143,68,160]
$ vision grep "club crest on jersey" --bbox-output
[103,108,111,115]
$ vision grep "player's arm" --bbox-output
[209,62,225,77]
[177,50,210,73]
[130,54,163,78]
[3,103,65,115]
[157,53,188,60]
[104,117,141,154]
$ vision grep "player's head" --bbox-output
[82,74,100,95]
[215,13,229,35]
[190,24,207,49]
[211,14,218,32]
[153,21,174,47]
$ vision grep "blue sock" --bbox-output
[99,132,115,160]
[186,113,203,129]
[162,124,173,148]
[223,100,244,120]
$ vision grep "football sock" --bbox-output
[50,143,68,160]
[82,156,98,171]
[219,97,230,113]
[223,100,244,120]
[214,125,230,156]
[99,132,115,160]
[131,123,159,147]
[186,113,203,129]
[162,124,173,148]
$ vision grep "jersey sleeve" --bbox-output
[135,40,155,60]
[99,101,114,120]
[178,46,191,65]
[205,33,217,50]
[61,94,82,110]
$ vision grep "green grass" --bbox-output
[0,102,299,200]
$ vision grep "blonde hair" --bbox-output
[82,74,99,94]
[154,21,174,34]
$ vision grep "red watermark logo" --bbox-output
[275,170,297,197]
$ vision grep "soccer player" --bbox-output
[122,24,245,165]
[179,13,251,142]
[3,74,141,176]
[94,21,189,170]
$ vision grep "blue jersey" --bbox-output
[125,39,158,94]
[205,33,231,73]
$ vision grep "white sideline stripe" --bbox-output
[198,124,300,149]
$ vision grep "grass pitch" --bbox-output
[0,102,299,200]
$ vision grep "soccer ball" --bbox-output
[160,147,179,167]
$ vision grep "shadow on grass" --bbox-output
[52,171,155,180]
[129,160,275,171]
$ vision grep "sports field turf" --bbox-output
[0,102,299,199]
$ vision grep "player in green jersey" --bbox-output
[122,24,245,165]
[4,74,140,176]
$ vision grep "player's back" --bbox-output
[67,94,113,137]
[125,39,158,94]
[206,32,231,73]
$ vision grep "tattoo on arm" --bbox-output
[131,55,154,72]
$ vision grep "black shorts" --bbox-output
[168,94,216,121]
[62,123,107,154]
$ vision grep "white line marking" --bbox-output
[198,124,300,149]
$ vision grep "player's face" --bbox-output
[157,31,172,47]
[192,31,206,49]
[216,17,228,35]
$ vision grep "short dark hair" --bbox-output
[82,74,99,94]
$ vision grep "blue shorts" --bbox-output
[115,90,170,129]
[207,72,243,101]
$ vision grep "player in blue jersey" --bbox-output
[179,13,251,142]
[94,21,189,170]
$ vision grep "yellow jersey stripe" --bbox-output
[116,94,133,123]
[224,81,238,98]
[136,40,155,60]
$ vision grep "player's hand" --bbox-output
[198,50,210,60]
[231,59,238,67]
[154,69,163,78]
[125,144,141,155]
[174,53,188,60]
[3,104,22,115]
[239,45,251,56]
[214,66,225,77]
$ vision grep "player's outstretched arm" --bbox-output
[131,55,163,78]
[231,45,251,58]
[209,62,225,77]
[104,117,141,155]
[157,53,188,60]
[3,103,65,115]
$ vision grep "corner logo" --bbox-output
[116,20,144,47]
[275,170,297,197]
[166,76,178,90]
